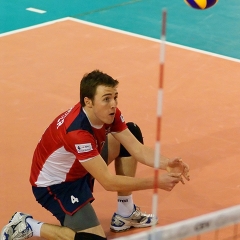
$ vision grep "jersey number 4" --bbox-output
[71,195,79,204]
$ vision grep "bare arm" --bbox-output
[113,128,190,182]
[112,128,170,169]
[81,155,181,192]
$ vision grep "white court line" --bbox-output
[0,18,66,37]
[26,7,46,14]
[0,16,240,63]
[69,17,240,63]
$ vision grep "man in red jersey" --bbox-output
[1,70,190,240]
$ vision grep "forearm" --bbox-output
[134,145,170,170]
[101,174,154,192]
[159,155,170,170]
[114,129,170,170]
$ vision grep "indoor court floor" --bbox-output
[1,1,240,239]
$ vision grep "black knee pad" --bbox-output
[119,122,144,158]
[74,232,106,240]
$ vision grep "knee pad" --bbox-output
[119,122,144,158]
[74,232,106,240]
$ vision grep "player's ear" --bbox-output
[84,97,93,107]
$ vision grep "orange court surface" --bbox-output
[1,18,240,239]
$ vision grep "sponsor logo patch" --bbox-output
[75,143,93,153]
[118,199,128,203]
[120,114,125,123]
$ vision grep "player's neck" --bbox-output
[82,107,103,128]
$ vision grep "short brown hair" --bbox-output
[80,70,119,106]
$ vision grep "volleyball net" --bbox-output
[114,205,240,240]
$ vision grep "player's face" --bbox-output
[91,85,118,124]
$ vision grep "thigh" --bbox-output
[63,203,100,232]
[32,176,94,226]
[101,134,120,165]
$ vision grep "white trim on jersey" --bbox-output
[79,157,95,162]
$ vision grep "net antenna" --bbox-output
[151,8,167,240]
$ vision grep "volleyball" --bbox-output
[184,0,218,9]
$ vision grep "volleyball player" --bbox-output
[1,70,189,240]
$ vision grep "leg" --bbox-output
[31,178,105,239]
[114,156,137,196]
[0,212,106,240]
[105,133,137,213]
[41,224,106,240]
[109,122,143,196]
[63,203,105,238]
[0,212,75,240]
[41,223,75,240]
[105,123,157,232]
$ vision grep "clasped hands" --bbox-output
[166,158,190,184]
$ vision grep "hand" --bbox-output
[158,172,182,191]
[166,158,190,184]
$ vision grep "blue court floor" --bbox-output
[1,0,240,59]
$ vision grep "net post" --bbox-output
[150,8,167,240]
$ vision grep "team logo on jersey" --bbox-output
[120,114,125,123]
[75,143,93,153]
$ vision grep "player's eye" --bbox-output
[104,97,110,102]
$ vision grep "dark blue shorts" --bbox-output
[32,173,95,225]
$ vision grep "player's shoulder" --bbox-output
[65,103,94,135]
[50,102,79,130]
